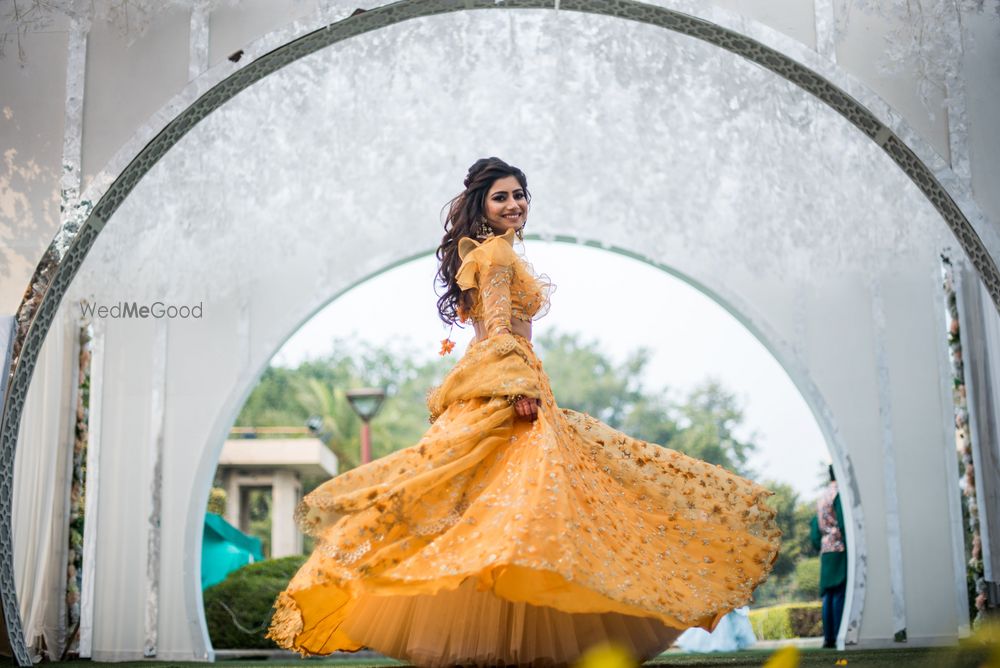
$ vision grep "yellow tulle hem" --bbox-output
[268,567,688,666]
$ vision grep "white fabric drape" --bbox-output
[969,266,1000,583]
[12,310,76,660]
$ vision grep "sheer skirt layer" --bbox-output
[343,577,681,667]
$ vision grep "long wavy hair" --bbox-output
[435,157,531,325]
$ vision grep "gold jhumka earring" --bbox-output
[476,216,493,239]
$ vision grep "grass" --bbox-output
[646,646,992,666]
[45,645,995,668]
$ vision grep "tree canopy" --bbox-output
[236,329,760,476]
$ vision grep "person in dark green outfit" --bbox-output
[811,465,847,649]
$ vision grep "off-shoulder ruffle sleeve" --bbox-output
[456,231,520,337]
[455,231,518,292]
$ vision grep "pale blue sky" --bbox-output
[273,242,829,499]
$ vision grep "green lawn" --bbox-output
[646,647,993,666]
[47,646,996,668]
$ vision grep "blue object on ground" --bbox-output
[676,607,756,652]
[201,512,264,589]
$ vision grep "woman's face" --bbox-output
[483,175,528,235]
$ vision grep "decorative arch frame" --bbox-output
[1,0,993,663]
[180,238,865,659]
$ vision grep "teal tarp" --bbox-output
[201,513,264,589]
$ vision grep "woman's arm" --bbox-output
[478,254,539,421]
[480,261,515,338]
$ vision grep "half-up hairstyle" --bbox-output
[435,157,531,325]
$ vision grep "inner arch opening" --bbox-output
[199,242,837,651]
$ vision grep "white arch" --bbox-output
[179,240,867,656]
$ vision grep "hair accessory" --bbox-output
[439,338,456,356]
[439,324,457,356]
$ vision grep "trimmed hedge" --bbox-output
[748,602,823,640]
[203,555,307,649]
[794,557,821,597]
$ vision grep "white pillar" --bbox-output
[270,471,301,558]
[220,469,240,529]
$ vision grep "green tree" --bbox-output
[536,330,649,427]
[795,498,820,560]
[750,481,817,607]
[621,392,680,448]
[537,330,757,476]
[237,332,766,482]
[293,378,361,470]
[756,479,824,605]
[535,329,681,447]
[236,338,453,472]
[762,480,801,579]
[235,366,307,426]
[670,380,757,476]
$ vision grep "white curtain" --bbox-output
[972,268,1000,584]
[12,309,76,660]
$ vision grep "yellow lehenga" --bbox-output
[267,229,781,666]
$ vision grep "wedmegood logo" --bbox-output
[79,301,204,319]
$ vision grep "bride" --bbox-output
[267,157,781,666]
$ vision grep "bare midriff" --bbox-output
[472,316,532,344]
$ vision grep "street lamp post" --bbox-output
[345,387,386,465]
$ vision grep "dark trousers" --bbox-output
[822,583,847,648]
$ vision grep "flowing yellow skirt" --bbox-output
[267,337,781,666]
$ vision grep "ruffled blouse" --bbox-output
[455,228,550,337]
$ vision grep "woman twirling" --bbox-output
[267,157,781,666]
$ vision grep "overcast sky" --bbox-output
[273,241,829,499]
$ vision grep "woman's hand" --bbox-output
[514,396,540,421]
